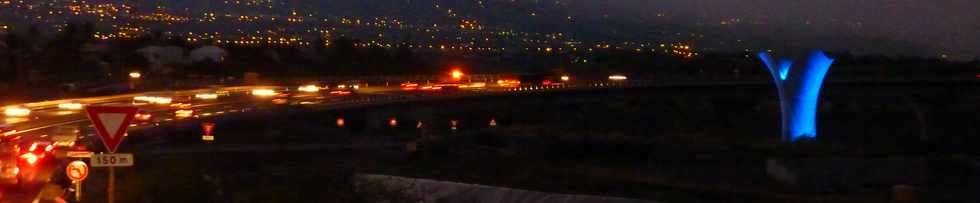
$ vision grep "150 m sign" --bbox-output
[92,153,134,167]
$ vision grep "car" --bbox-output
[420,85,443,91]
[50,125,79,147]
[169,102,192,109]
[0,158,18,185]
[135,110,153,122]
[175,109,194,118]
[332,81,364,91]
[496,79,521,87]
[57,101,84,110]
[329,90,353,96]
[0,144,20,185]
[438,85,460,91]
[133,96,173,105]
[69,140,89,151]
[19,142,54,156]
[0,125,16,137]
[3,106,31,117]
[401,82,420,90]
[17,142,53,183]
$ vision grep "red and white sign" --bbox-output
[202,122,215,136]
[201,122,215,141]
[67,151,94,158]
[84,106,138,153]
[66,160,89,181]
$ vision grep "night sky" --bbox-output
[171,0,980,59]
[577,0,980,59]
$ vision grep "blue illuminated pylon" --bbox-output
[758,50,833,142]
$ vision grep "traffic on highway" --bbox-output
[0,73,636,201]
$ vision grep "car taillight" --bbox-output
[19,153,37,165]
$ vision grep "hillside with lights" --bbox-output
[0,0,700,58]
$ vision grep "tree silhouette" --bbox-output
[326,37,359,74]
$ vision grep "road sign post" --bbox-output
[84,106,138,203]
[202,122,215,141]
[109,167,115,203]
[76,180,82,202]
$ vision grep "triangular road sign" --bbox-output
[84,106,138,153]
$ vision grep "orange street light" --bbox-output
[389,118,398,127]
[451,70,464,80]
[336,118,346,127]
[129,71,142,79]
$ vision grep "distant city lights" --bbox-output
[0,0,706,60]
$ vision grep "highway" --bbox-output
[0,76,974,201]
[0,80,633,202]
[3,74,978,202]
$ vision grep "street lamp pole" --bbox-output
[128,71,142,90]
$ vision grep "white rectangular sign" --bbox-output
[91,153,134,167]
[67,151,94,158]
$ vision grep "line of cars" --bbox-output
[400,82,466,91]
[0,125,84,187]
[396,73,580,92]
[399,79,524,92]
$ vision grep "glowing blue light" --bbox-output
[758,50,833,141]
[778,67,790,80]
[758,53,793,81]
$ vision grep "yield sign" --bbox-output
[84,106,138,153]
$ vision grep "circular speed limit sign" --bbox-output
[66,160,89,181]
